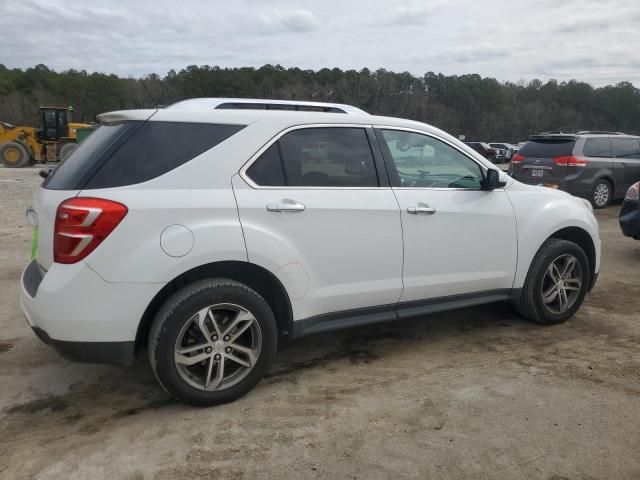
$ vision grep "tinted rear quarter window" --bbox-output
[44,122,137,190]
[612,138,640,159]
[45,122,245,190]
[583,137,612,158]
[519,139,576,158]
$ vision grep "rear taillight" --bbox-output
[552,155,588,167]
[54,198,128,264]
[625,182,639,202]
[511,153,524,163]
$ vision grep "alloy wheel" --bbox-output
[541,254,583,314]
[173,303,262,392]
[593,182,610,208]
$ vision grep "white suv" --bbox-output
[21,99,601,406]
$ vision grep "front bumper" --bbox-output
[619,201,640,239]
[20,259,163,366]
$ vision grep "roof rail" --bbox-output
[537,131,574,135]
[575,130,626,135]
[166,98,368,115]
[530,132,577,140]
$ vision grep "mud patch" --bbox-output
[5,394,69,414]
[0,341,13,354]
[112,398,175,418]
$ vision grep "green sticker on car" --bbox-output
[31,225,38,260]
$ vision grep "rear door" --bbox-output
[611,137,640,194]
[233,126,404,321]
[581,137,615,192]
[512,137,576,185]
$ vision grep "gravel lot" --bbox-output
[1,166,639,479]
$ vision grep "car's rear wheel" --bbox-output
[591,179,612,209]
[149,279,277,406]
[515,238,590,325]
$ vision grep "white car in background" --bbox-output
[490,142,518,160]
[21,99,600,406]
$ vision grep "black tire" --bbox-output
[0,141,30,168]
[148,279,278,406]
[58,142,77,161]
[591,179,612,209]
[514,238,590,325]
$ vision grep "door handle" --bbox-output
[266,199,306,213]
[407,205,436,215]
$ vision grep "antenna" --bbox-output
[139,77,157,108]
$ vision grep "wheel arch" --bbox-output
[135,261,293,353]
[594,174,616,198]
[547,226,596,286]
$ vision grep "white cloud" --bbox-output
[0,0,638,86]
[259,9,318,33]
[386,1,441,25]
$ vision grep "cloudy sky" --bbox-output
[1,0,639,86]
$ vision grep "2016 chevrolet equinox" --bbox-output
[21,99,601,406]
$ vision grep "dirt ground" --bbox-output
[0,166,639,480]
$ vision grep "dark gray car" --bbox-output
[511,132,640,208]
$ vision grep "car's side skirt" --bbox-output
[291,289,514,338]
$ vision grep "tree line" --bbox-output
[1,63,638,142]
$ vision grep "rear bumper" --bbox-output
[619,201,640,239]
[31,326,135,366]
[20,259,163,366]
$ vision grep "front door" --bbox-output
[375,128,518,303]
[233,126,404,321]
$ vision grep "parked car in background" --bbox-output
[465,141,500,163]
[619,181,640,239]
[511,131,640,208]
[21,99,600,406]
[490,143,517,161]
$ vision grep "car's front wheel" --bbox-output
[515,238,590,325]
[149,279,277,406]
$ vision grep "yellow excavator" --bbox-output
[0,106,91,168]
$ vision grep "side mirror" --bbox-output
[482,169,506,190]
[39,168,53,179]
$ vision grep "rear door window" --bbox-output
[246,144,286,186]
[612,138,640,159]
[45,122,245,190]
[518,139,576,158]
[246,127,379,187]
[583,137,612,158]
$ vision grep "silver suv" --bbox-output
[511,131,640,208]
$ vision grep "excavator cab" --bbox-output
[39,107,73,141]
